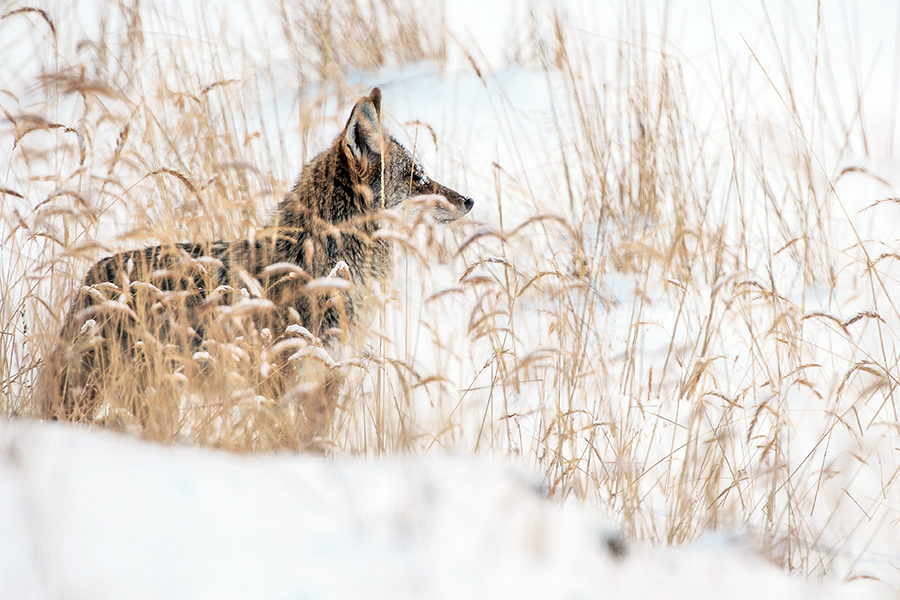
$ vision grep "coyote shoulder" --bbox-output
[43,88,473,446]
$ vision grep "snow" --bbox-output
[0,420,881,600]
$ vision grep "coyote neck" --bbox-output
[270,136,390,287]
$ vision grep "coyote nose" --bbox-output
[463,197,474,213]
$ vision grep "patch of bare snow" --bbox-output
[0,421,886,600]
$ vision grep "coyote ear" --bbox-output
[369,87,382,117]
[344,93,383,164]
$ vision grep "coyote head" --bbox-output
[341,88,474,223]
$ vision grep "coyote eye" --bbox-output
[412,168,429,186]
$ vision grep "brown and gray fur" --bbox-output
[42,88,473,444]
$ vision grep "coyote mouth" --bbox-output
[433,206,472,223]
[433,195,474,223]
[406,193,474,223]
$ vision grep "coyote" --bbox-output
[43,88,473,446]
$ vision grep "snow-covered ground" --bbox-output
[0,420,885,600]
[3,0,900,597]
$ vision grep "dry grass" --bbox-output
[2,0,899,586]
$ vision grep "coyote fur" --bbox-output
[43,88,473,444]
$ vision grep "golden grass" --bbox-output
[2,0,898,585]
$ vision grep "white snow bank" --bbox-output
[0,420,882,600]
